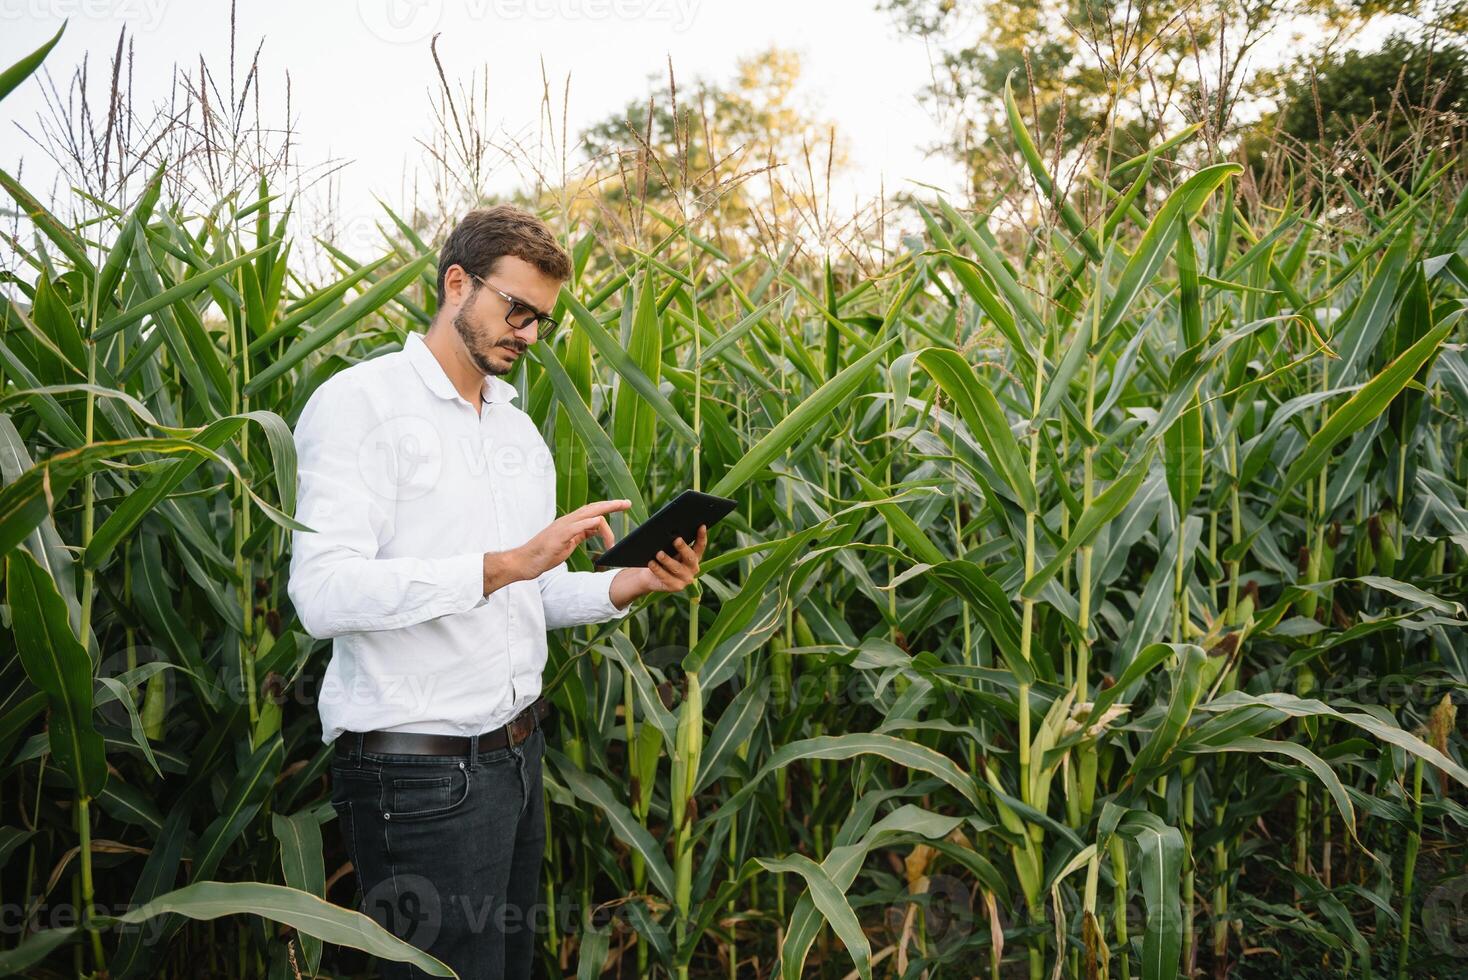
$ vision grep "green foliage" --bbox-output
[1272,33,1468,180]
[2,20,1467,980]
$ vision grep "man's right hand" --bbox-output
[515,499,633,577]
[483,500,633,595]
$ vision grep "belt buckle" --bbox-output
[507,708,533,748]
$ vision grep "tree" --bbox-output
[574,49,847,250]
[881,0,1255,203]
[880,0,1462,204]
[1263,32,1468,185]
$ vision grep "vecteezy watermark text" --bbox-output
[357,0,698,44]
[0,0,169,29]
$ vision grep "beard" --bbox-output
[452,303,525,377]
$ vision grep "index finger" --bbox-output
[572,515,615,543]
[573,499,632,519]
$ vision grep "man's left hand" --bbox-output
[610,524,708,607]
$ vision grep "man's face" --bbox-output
[447,254,560,377]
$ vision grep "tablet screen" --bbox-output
[590,490,737,567]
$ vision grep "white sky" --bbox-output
[1,0,966,241]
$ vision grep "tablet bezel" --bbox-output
[589,489,736,568]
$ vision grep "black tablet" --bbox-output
[590,490,737,568]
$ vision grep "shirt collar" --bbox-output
[404,331,518,406]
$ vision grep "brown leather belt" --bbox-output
[336,697,551,759]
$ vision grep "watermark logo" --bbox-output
[357,0,444,44]
[357,414,443,502]
[1424,875,1468,958]
[909,873,974,954]
[359,873,444,950]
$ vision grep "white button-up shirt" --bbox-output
[288,330,632,743]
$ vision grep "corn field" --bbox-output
[2,20,1467,980]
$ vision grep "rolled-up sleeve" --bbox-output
[287,378,486,639]
[538,563,632,630]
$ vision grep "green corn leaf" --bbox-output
[272,810,326,974]
[1098,163,1242,342]
[1092,642,1176,720]
[31,272,87,374]
[192,735,284,882]
[0,167,93,275]
[1021,445,1155,600]
[0,433,306,566]
[892,560,1029,682]
[1176,214,1204,347]
[1188,737,1359,849]
[562,284,696,445]
[1102,149,1156,242]
[781,804,976,979]
[1164,399,1204,518]
[249,255,393,353]
[936,197,1047,336]
[95,676,161,778]
[1201,691,1468,788]
[850,469,946,564]
[532,340,646,520]
[125,238,230,413]
[114,881,453,976]
[85,410,296,568]
[6,546,107,798]
[914,346,1037,512]
[551,327,594,516]
[99,241,279,341]
[1331,225,1410,382]
[1280,317,1452,501]
[576,925,611,980]
[95,778,163,833]
[244,254,432,394]
[1127,644,1207,780]
[97,169,165,305]
[709,337,898,498]
[684,523,830,673]
[1003,71,1101,262]
[699,293,785,364]
[1224,316,1455,563]
[694,678,767,794]
[711,733,981,823]
[915,199,1034,367]
[603,632,678,750]
[1110,122,1203,177]
[756,853,871,980]
[0,927,79,974]
[612,270,671,483]
[559,764,676,901]
[0,414,80,630]
[0,22,65,103]
[1117,809,1185,980]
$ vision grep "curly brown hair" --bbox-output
[435,204,571,307]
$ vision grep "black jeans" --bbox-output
[329,726,547,980]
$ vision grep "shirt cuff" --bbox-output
[448,551,487,611]
[596,567,635,621]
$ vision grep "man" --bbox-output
[287,204,707,979]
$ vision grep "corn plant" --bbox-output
[2,20,1467,980]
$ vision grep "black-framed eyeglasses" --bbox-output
[468,272,561,341]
